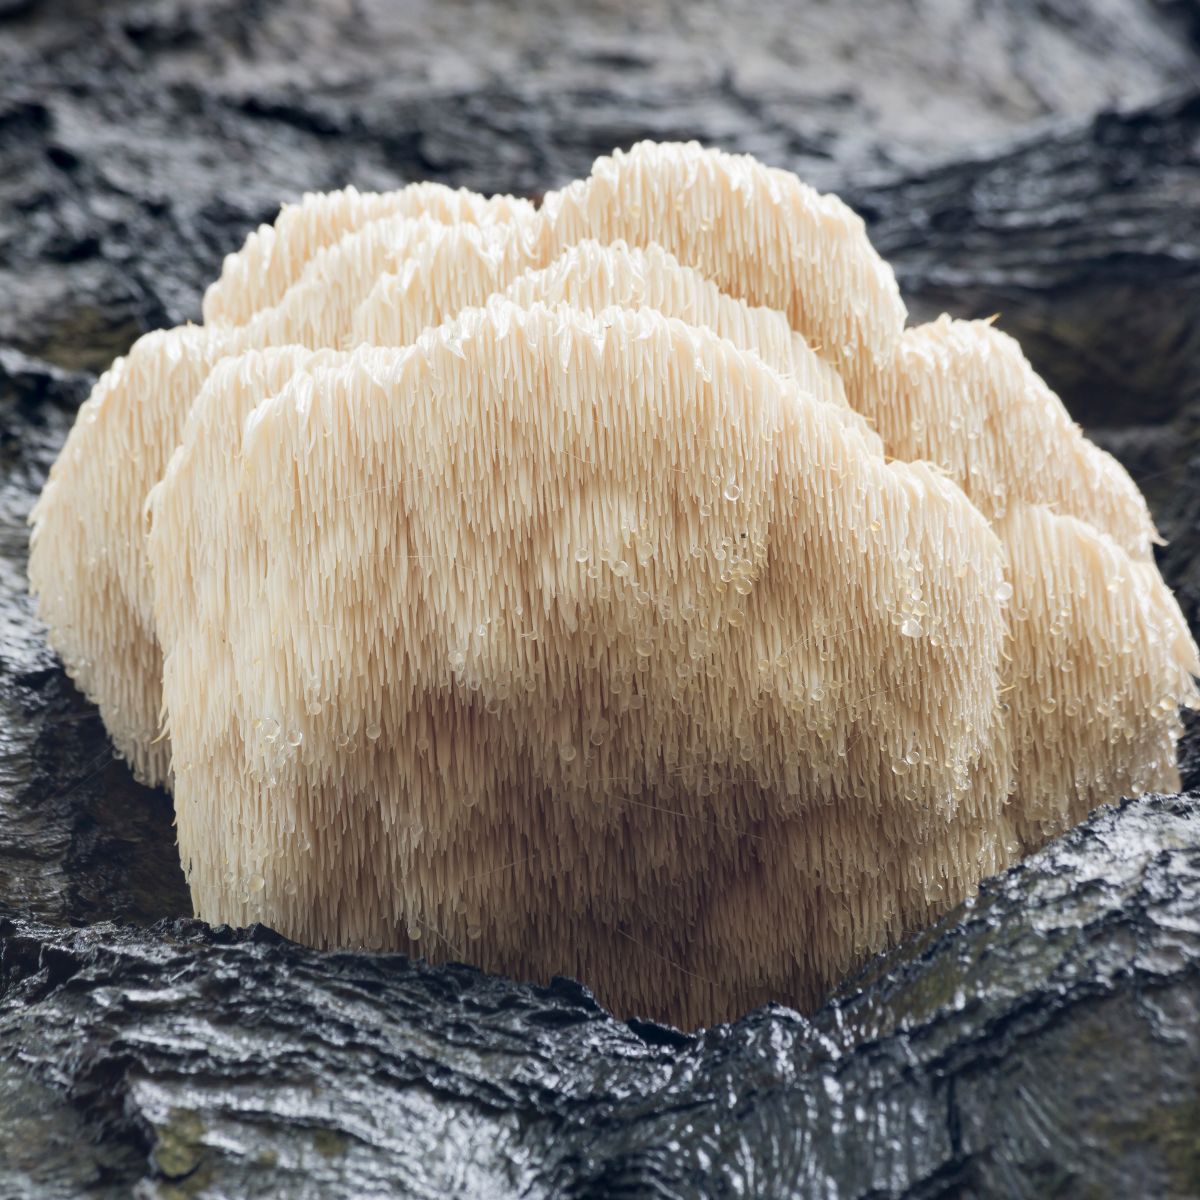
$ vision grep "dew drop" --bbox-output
[900,617,923,638]
[248,873,265,894]
[365,722,381,741]
[723,480,741,502]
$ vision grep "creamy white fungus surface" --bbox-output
[29,142,1199,1028]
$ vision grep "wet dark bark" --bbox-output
[3,794,1198,1199]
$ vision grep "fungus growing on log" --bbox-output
[29,143,1199,1027]
[148,301,1013,1024]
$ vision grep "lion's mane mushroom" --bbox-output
[536,141,1198,844]
[999,504,1197,845]
[241,214,548,350]
[877,315,1159,559]
[497,239,848,409]
[541,140,907,403]
[28,323,241,784]
[148,300,1013,1026]
[355,238,847,409]
[30,215,547,785]
[202,182,536,326]
[29,141,1199,1028]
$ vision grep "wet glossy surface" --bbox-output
[1,794,1198,1197]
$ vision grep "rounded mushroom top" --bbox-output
[202,182,538,328]
[541,140,908,398]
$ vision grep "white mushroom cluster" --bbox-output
[29,143,1198,1028]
